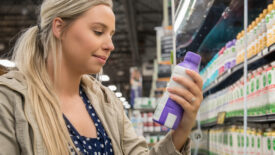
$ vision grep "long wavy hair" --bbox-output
[12,0,112,154]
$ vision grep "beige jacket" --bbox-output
[0,70,190,155]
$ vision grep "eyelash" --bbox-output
[94,31,103,36]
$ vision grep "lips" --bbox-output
[93,54,107,61]
[93,54,108,64]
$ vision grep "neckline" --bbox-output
[63,86,100,140]
[63,115,98,140]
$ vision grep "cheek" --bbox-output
[71,30,94,52]
[63,28,98,62]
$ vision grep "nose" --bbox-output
[103,36,115,52]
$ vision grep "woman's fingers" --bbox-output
[169,94,195,112]
[185,70,203,90]
[172,76,201,98]
[167,87,195,105]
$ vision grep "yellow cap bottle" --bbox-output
[266,5,273,46]
[267,4,273,13]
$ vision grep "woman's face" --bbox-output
[61,4,115,75]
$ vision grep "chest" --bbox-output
[61,95,98,138]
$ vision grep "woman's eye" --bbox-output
[94,31,103,36]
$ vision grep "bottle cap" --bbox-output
[268,4,272,12]
[263,9,267,15]
[232,39,236,45]
[178,51,201,72]
[226,41,232,48]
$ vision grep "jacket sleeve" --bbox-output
[121,109,191,155]
[0,90,20,154]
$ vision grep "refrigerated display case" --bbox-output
[174,0,275,154]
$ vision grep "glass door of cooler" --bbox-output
[173,0,275,154]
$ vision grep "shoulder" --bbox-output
[0,84,24,121]
[0,70,26,116]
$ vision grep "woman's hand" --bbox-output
[167,69,203,151]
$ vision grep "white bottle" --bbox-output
[153,52,201,129]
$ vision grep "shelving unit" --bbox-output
[173,0,275,154]
[203,43,275,97]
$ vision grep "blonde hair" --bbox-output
[12,0,113,154]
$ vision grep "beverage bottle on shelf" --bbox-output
[272,1,275,45]
[251,128,257,155]
[272,129,275,155]
[247,127,252,154]
[252,21,258,56]
[266,4,274,47]
[248,25,253,58]
[250,71,257,116]
[263,9,268,49]
[153,52,201,129]
[233,82,238,117]
[231,39,237,68]
[267,61,275,114]
[259,13,265,52]
[236,33,241,64]
[147,112,154,132]
[263,128,273,155]
[263,65,271,114]
[142,113,148,132]
[256,128,263,155]
[218,47,226,75]
[230,126,238,155]
[251,23,257,57]
[238,126,244,154]
[240,31,245,63]
[247,73,252,116]
[255,17,261,54]
[246,74,251,116]
[224,41,232,71]
[239,78,245,116]
[255,67,263,116]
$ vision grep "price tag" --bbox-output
[217,111,226,125]
[262,48,268,55]
[270,44,275,53]
[191,130,203,143]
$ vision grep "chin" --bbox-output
[86,68,102,75]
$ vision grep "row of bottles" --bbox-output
[199,61,275,124]
[209,125,275,155]
[236,0,275,64]
[201,1,275,90]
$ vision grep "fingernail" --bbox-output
[172,77,178,80]
[169,94,174,98]
[167,88,172,92]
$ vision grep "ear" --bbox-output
[52,17,65,39]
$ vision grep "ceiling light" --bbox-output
[123,101,128,106]
[0,59,15,68]
[174,0,191,32]
[99,75,110,81]
[115,92,122,98]
[108,85,117,91]
[120,97,126,102]
[124,104,131,109]
[0,43,5,51]
[117,70,124,76]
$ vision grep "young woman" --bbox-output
[0,0,203,154]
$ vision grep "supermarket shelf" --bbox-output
[143,131,168,135]
[200,114,275,129]
[203,43,275,97]
[133,108,155,112]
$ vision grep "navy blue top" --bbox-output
[64,87,114,155]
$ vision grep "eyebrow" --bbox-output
[92,22,115,35]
